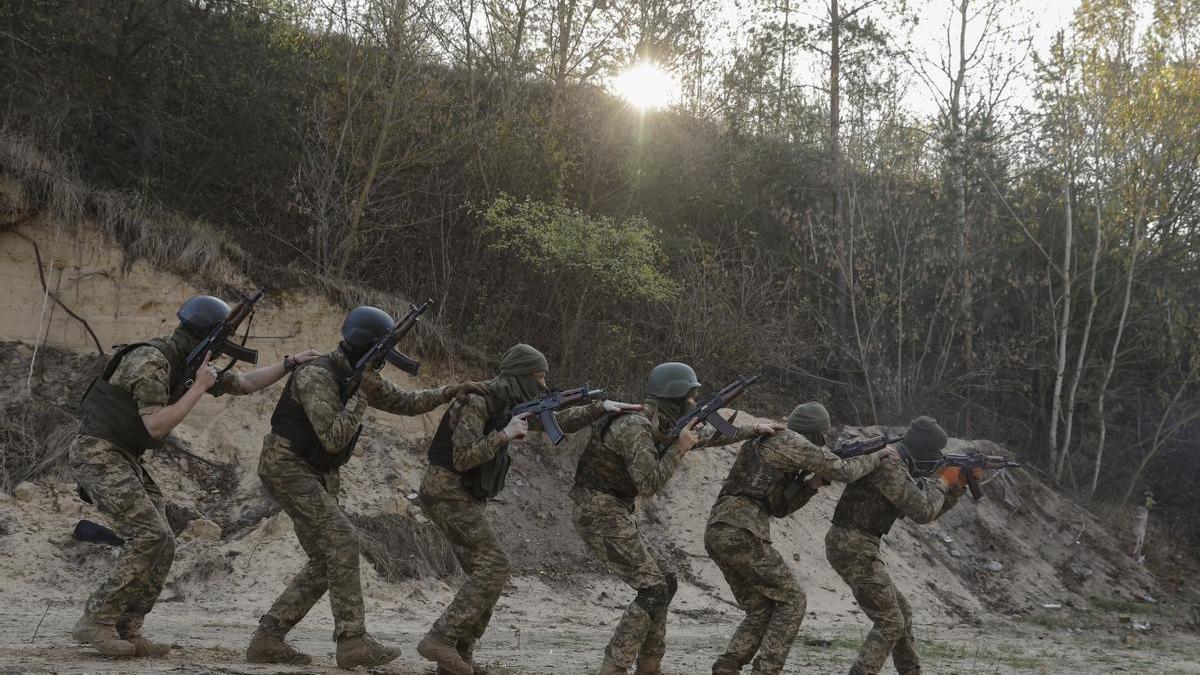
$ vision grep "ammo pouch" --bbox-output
[766,473,818,518]
[463,448,511,501]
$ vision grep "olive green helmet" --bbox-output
[647,362,701,399]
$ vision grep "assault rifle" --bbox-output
[667,374,759,443]
[790,433,906,489]
[183,288,263,388]
[350,299,432,392]
[512,385,604,445]
[925,452,1021,500]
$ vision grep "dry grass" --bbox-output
[351,512,461,582]
[0,398,75,494]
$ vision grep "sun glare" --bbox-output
[612,62,678,111]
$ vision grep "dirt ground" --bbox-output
[3,221,1200,674]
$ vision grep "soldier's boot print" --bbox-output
[597,656,629,675]
[634,654,663,674]
[117,615,171,657]
[712,654,742,674]
[418,632,472,675]
[245,619,313,665]
[72,614,136,657]
[336,632,401,670]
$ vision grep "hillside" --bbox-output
[2,205,1199,673]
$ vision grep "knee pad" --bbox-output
[634,584,671,615]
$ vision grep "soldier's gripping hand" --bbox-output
[447,381,490,401]
[359,370,385,400]
[754,422,786,436]
[676,418,702,454]
[193,351,218,392]
[937,465,968,489]
[502,412,531,443]
[601,400,643,414]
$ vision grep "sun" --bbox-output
[612,61,679,111]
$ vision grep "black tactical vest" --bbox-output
[427,393,510,501]
[831,479,900,537]
[719,436,817,519]
[78,339,184,456]
[573,413,647,509]
[270,355,362,472]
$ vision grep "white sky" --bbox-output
[699,0,1080,119]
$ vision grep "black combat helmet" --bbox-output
[340,306,395,359]
[177,295,231,337]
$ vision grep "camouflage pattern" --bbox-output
[571,402,755,669]
[708,428,883,541]
[704,523,804,675]
[420,397,604,643]
[824,455,958,675]
[258,348,453,641]
[71,337,242,627]
[703,430,884,674]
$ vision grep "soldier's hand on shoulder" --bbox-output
[878,446,901,462]
[450,381,491,401]
[602,400,643,414]
[805,476,829,491]
[755,422,786,436]
[292,349,322,365]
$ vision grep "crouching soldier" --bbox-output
[825,416,974,675]
[706,402,896,675]
[71,294,319,657]
[417,343,642,675]
[246,306,484,669]
[572,362,783,675]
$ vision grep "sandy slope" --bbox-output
[1,221,1198,674]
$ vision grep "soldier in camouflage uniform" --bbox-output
[245,306,485,669]
[825,416,974,675]
[706,402,896,675]
[70,295,320,658]
[572,362,784,675]
[417,343,641,675]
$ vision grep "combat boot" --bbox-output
[597,657,629,675]
[635,654,664,674]
[418,632,472,675]
[117,615,172,657]
[439,640,490,675]
[712,654,741,674]
[336,632,401,669]
[245,624,312,665]
[72,614,136,657]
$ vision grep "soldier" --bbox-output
[245,306,484,669]
[417,343,642,675]
[706,402,896,675]
[70,295,321,658]
[825,416,975,675]
[572,362,784,675]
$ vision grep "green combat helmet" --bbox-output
[647,362,701,398]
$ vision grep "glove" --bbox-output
[937,466,966,488]
[502,413,530,442]
[601,400,643,414]
[448,381,490,401]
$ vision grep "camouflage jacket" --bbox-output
[111,337,243,418]
[830,453,956,541]
[262,348,453,471]
[708,429,884,541]
[420,395,606,502]
[571,400,756,513]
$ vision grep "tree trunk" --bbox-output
[1049,180,1074,475]
[1059,184,1103,476]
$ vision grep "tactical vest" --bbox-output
[78,339,183,456]
[831,479,899,537]
[427,393,511,501]
[270,356,362,472]
[573,413,646,509]
[719,436,817,519]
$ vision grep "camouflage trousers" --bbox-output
[825,525,920,675]
[705,523,806,675]
[422,497,512,643]
[70,435,176,626]
[257,439,366,641]
[572,497,675,669]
